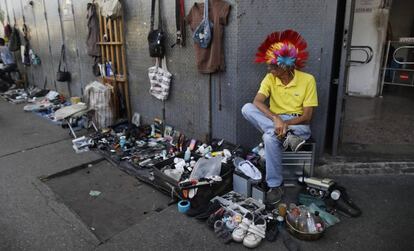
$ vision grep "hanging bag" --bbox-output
[148,56,172,101]
[192,0,212,48]
[8,26,21,51]
[56,45,71,82]
[148,0,165,57]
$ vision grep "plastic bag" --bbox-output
[190,156,223,180]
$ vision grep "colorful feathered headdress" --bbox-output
[255,30,309,69]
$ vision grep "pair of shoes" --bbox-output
[232,212,266,248]
[243,217,266,248]
[214,220,233,244]
[283,133,306,152]
[266,187,284,205]
[232,212,254,242]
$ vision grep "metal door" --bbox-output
[332,0,356,156]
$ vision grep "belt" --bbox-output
[282,113,301,117]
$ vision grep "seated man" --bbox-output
[241,30,318,205]
[0,38,17,81]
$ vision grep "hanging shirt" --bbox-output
[0,45,15,65]
[86,3,101,57]
[186,0,230,74]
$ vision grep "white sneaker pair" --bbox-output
[232,212,266,248]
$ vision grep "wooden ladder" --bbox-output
[97,9,131,120]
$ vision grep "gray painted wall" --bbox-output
[0,0,340,157]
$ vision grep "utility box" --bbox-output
[233,170,260,197]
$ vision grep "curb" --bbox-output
[315,162,414,176]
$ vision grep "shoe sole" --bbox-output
[293,140,306,152]
[265,198,282,206]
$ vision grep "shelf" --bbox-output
[97,42,123,45]
[101,76,127,82]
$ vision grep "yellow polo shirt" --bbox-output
[258,70,318,115]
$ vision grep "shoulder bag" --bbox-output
[193,0,213,48]
[148,0,165,58]
[56,45,71,82]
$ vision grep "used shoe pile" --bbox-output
[0,86,50,104]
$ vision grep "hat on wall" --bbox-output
[255,29,309,69]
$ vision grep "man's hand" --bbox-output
[273,116,288,139]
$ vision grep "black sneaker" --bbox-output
[194,200,222,220]
[266,187,284,205]
[265,217,279,242]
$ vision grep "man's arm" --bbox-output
[284,106,314,126]
[253,93,286,136]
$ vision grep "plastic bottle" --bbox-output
[306,212,317,233]
[314,211,324,232]
[119,136,126,148]
[184,148,191,162]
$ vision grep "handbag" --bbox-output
[192,0,213,48]
[148,56,172,101]
[148,0,165,58]
[56,45,71,82]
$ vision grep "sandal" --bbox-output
[232,212,254,242]
[243,217,266,249]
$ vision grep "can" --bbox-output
[278,203,287,217]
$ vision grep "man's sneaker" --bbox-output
[286,134,306,152]
[266,187,284,205]
[282,136,289,151]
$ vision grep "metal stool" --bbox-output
[282,138,316,184]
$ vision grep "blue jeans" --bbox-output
[241,103,311,187]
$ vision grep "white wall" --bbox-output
[347,0,389,97]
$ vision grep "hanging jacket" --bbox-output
[8,27,21,51]
[86,3,101,57]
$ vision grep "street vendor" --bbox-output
[241,30,318,205]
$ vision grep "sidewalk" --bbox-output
[1,99,413,251]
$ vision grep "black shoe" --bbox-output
[330,185,362,217]
[266,187,284,205]
[265,217,279,242]
[194,200,222,220]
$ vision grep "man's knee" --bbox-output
[241,103,255,117]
